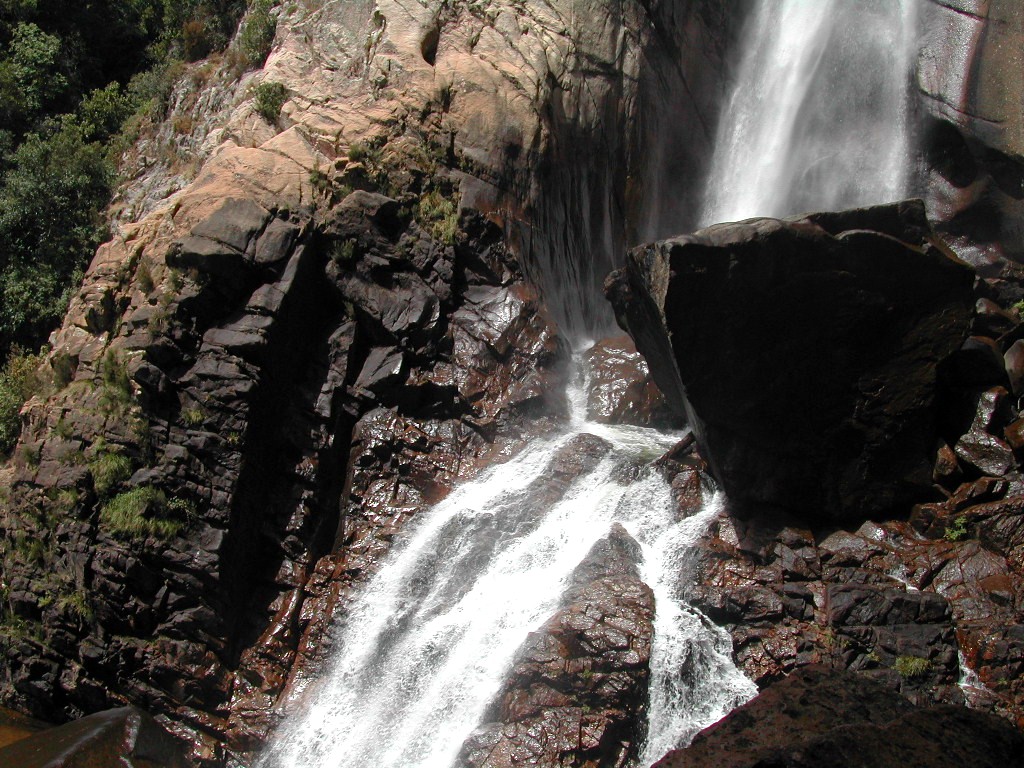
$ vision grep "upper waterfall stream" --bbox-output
[701,0,917,225]
[259,352,755,768]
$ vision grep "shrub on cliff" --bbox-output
[238,0,277,69]
[0,349,41,455]
[0,117,111,353]
[251,80,287,121]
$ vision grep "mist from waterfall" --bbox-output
[701,0,918,226]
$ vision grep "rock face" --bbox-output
[607,200,976,522]
[0,184,565,763]
[653,666,1024,768]
[0,706,191,768]
[459,523,654,768]
[917,0,1024,274]
[0,1,742,763]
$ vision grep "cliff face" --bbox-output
[2,1,1023,766]
[0,1,736,765]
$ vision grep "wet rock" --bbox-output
[945,336,1011,389]
[0,707,50,750]
[582,335,680,427]
[918,0,1024,271]
[0,706,190,767]
[459,524,654,768]
[954,388,1014,476]
[607,200,975,523]
[1004,340,1024,396]
[652,666,1024,768]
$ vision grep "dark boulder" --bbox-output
[606,200,975,522]
[458,524,654,768]
[0,706,190,768]
[652,665,1024,768]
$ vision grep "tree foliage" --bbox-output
[0,0,260,363]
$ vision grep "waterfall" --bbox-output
[259,357,755,768]
[701,0,918,225]
[259,3,924,765]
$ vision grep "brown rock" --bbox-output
[653,666,1024,768]
[954,388,1015,476]
[582,335,680,427]
[0,707,190,768]
[459,524,654,768]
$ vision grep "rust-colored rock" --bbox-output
[582,335,680,428]
[459,524,654,768]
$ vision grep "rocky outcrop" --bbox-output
[582,335,680,428]
[0,187,565,765]
[0,706,191,768]
[653,665,1024,768]
[644,266,1024,736]
[917,0,1024,274]
[459,523,654,768]
[607,200,976,523]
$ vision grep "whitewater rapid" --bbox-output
[259,354,755,768]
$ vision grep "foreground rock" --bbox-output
[653,666,1024,768]
[459,524,654,768]
[655,667,1024,768]
[607,200,975,523]
[0,706,49,750]
[0,706,190,767]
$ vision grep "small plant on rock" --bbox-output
[181,406,205,427]
[88,449,133,498]
[416,188,459,244]
[944,514,969,542]
[100,486,185,541]
[56,590,94,622]
[894,654,931,680]
[251,81,288,122]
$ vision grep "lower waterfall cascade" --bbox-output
[258,351,756,768]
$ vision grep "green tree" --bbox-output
[0,22,67,132]
[0,117,110,351]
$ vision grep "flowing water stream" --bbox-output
[261,1,920,764]
[260,353,755,768]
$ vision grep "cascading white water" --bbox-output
[701,0,918,225]
[259,355,755,768]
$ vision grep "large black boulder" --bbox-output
[605,200,975,522]
[652,665,1024,768]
